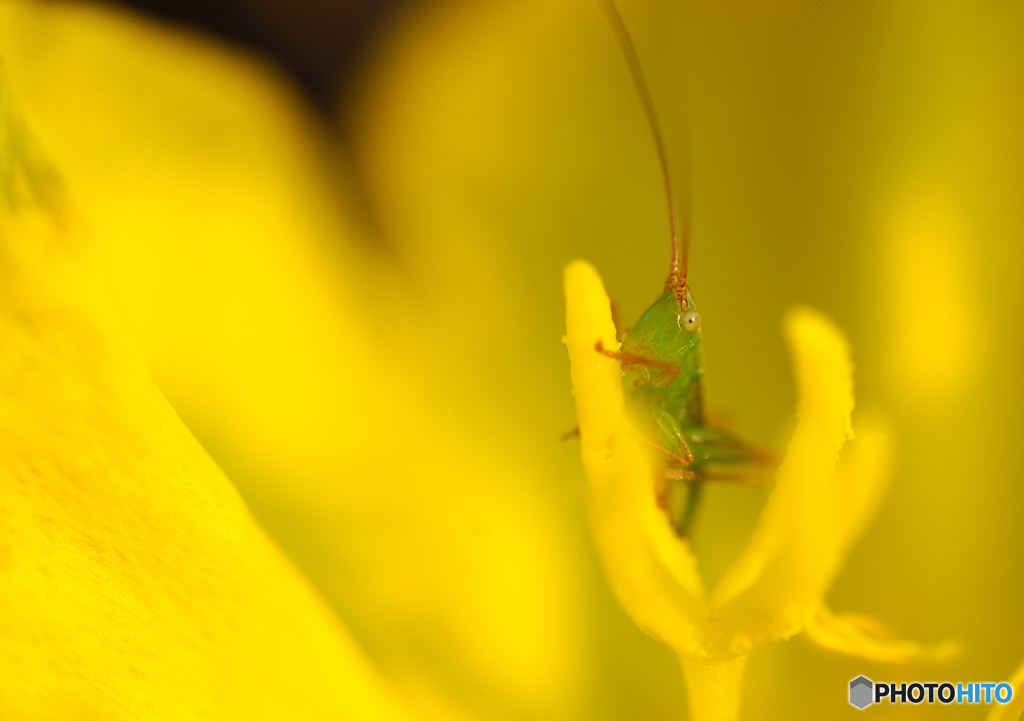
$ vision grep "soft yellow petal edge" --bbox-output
[564,260,707,655]
[804,605,958,664]
[0,4,586,709]
[0,187,413,718]
[829,420,893,566]
[563,259,626,468]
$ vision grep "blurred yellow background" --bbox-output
[2,0,1023,718]
[348,0,1024,716]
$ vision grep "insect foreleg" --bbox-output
[594,340,680,385]
[684,426,780,468]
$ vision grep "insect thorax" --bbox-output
[621,292,706,428]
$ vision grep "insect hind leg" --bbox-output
[657,469,703,538]
[658,460,773,539]
[675,482,703,537]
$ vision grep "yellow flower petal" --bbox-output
[0,4,586,714]
[828,419,893,567]
[0,103,410,719]
[709,308,855,650]
[803,605,957,663]
[564,259,706,657]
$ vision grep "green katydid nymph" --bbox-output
[595,0,771,537]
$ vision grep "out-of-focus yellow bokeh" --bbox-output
[348,0,1024,717]
[2,0,1023,718]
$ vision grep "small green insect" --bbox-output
[596,0,771,537]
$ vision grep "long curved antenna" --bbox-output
[600,0,689,306]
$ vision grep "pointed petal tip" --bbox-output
[783,305,855,439]
[563,258,622,448]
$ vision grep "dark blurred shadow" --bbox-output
[116,0,414,111]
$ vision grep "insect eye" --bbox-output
[679,310,701,333]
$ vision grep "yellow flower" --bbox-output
[3,0,1024,718]
[564,259,951,719]
[350,0,1024,715]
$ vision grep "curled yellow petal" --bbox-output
[713,308,853,605]
[709,308,855,649]
[804,605,958,663]
[564,259,706,655]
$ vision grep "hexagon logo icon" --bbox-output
[849,676,873,709]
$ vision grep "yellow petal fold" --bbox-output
[0,97,411,719]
